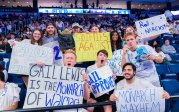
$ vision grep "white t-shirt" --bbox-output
[115,78,155,91]
[125,45,160,87]
[3,70,8,82]
[8,39,16,44]
[0,83,20,110]
[106,49,123,76]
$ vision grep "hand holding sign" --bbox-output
[23,64,86,109]
[115,87,165,112]
[87,66,115,98]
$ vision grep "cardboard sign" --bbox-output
[8,42,53,75]
[23,64,85,109]
[88,66,115,98]
[115,87,165,112]
[43,41,63,66]
[135,14,169,38]
[107,49,123,76]
[74,32,112,62]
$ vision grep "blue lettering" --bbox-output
[53,46,62,60]
[139,21,149,28]
[45,93,80,106]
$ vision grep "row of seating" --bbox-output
[156,63,179,80]
[156,63,179,112]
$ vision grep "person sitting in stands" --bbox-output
[0,71,20,111]
[161,39,176,54]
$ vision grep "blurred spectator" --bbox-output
[55,18,64,32]
[8,33,16,44]
[161,39,176,54]
[151,40,159,50]
[0,36,12,53]
[71,22,81,34]
[90,25,100,33]
[156,46,172,62]
[0,71,20,111]
[0,63,8,82]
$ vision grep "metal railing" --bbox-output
[5,95,179,112]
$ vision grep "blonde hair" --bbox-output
[63,49,77,59]
[125,26,135,34]
[124,33,137,40]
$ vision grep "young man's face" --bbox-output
[97,52,108,66]
[46,25,55,35]
[63,53,76,67]
[72,26,80,33]
[125,35,137,48]
[123,65,135,80]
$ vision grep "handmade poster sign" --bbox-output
[8,42,53,75]
[23,64,85,108]
[88,66,115,98]
[135,14,169,38]
[115,87,165,112]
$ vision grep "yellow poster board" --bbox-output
[74,32,112,62]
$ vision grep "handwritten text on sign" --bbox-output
[135,14,169,38]
[115,88,165,112]
[107,49,123,76]
[88,66,115,98]
[8,42,53,75]
[23,64,85,109]
[74,32,112,62]
[43,41,63,66]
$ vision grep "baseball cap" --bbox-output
[72,22,80,28]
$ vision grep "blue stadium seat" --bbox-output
[155,64,175,80]
[0,61,5,68]
[169,54,179,61]
[168,64,179,80]
[18,83,27,109]
[7,73,23,84]
[161,79,179,112]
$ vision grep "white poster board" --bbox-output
[8,42,53,75]
[43,41,63,66]
[115,87,165,112]
[135,14,169,38]
[107,49,123,76]
[23,64,85,109]
[88,66,115,98]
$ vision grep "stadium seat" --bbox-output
[18,83,27,108]
[168,63,179,80]
[161,79,179,112]
[155,64,175,80]
[169,54,179,61]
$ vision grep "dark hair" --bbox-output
[31,29,43,45]
[45,22,58,37]
[122,63,136,72]
[110,31,122,51]
[0,63,4,71]
[97,49,108,57]
[0,71,5,82]
[90,25,99,32]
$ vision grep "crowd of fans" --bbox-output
[0,13,179,111]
